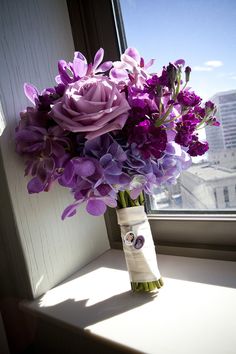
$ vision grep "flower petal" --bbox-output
[96,61,113,73]
[61,202,80,220]
[74,159,96,177]
[27,177,45,193]
[73,57,88,77]
[86,199,107,216]
[24,83,38,104]
[93,48,104,71]
[125,47,140,63]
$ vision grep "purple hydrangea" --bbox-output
[84,134,130,186]
[153,142,192,184]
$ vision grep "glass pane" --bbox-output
[120,0,236,211]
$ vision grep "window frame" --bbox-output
[67,0,236,261]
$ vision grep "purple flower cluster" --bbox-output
[128,119,167,159]
[15,48,219,218]
[177,90,201,107]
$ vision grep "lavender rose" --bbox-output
[50,76,130,140]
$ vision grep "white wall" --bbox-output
[0,0,109,299]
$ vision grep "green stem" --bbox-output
[118,191,127,208]
[139,191,145,205]
[182,82,187,91]
[126,190,140,207]
[131,278,164,292]
[118,191,145,208]
[155,104,174,127]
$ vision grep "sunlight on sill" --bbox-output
[21,251,236,354]
[40,267,129,308]
[39,260,230,313]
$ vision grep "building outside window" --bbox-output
[120,0,236,216]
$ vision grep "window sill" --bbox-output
[20,250,236,354]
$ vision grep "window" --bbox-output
[224,187,230,207]
[120,0,236,215]
[68,0,236,260]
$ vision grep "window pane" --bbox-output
[120,0,236,211]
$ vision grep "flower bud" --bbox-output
[167,63,177,89]
[185,66,191,82]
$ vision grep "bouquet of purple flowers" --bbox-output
[15,48,218,292]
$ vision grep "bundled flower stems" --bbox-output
[15,48,218,292]
[116,192,164,292]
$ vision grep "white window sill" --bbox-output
[21,249,236,354]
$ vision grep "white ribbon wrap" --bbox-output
[116,206,161,283]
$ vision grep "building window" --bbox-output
[214,189,218,208]
[224,187,230,207]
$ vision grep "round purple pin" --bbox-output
[134,235,145,249]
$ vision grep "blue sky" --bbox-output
[120,0,236,100]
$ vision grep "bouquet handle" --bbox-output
[116,206,163,292]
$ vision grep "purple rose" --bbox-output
[50,76,130,140]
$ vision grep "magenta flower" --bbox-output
[177,90,201,107]
[129,120,167,159]
[205,100,215,110]
[175,113,200,147]
[50,76,130,140]
[187,136,209,156]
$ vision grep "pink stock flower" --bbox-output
[50,76,130,140]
